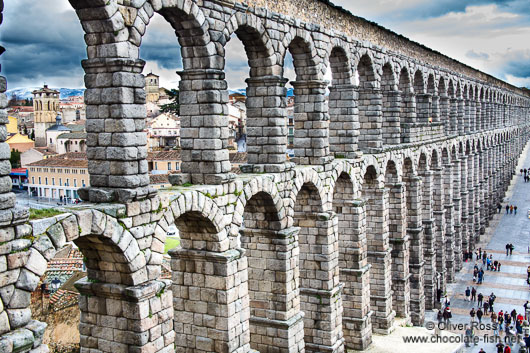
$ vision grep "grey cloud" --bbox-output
[466,50,490,60]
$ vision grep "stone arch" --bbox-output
[5,210,167,352]
[165,191,227,252]
[328,45,354,86]
[332,170,371,348]
[413,69,425,94]
[328,45,357,157]
[232,177,286,233]
[399,66,416,139]
[288,168,327,218]
[171,206,247,352]
[362,163,395,331]
[356,52,383,151]
[382,62,400,145]
[239,186,298,351]
[414,69,430,124]
[284,30,329,165]
[223,12,277,76]
[227,15,287,171]
[282,30,320,81]
[294,179,344,350]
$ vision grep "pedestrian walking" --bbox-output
[443,306,452,324]
[498,203,502,213]
[499,314,505,335]
[478,293,484,307]
[484,301,490,315]
[510,205,514,214]
[465,287,471,301]
[497,342,505,353]
[470,308,476,322]
[523,333,530,353]
[498,262,502,271]
[465,326,473,347]
[510,244,514,255]
[515,205,518,215]
[506,205,510,214]
[437,309,443,323]
[506,243,510,255]
[492,312,499,336]
[471,287,477,302]
[477,308,484,323]
[511,309,517,323]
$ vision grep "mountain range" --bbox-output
[7,87,85,100]
[7,87,295,100]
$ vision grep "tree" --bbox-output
[160,89,180,115]
[10,149,20,168]
[8,94,18,107]
[24,98,33,106]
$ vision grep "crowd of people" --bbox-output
[520,169,530,183]
[435,244,530,352]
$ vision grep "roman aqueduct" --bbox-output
[0,0,529,352]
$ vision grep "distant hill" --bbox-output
[7,87,85,100]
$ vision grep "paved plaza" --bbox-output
[426,143,530,353]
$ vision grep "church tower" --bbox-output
[145,73,160,103]
[33,85,60,147]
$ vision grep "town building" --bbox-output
[26,152,88,201]
[56,132,87,154]
[46,115,86,153]
[145,72,160,103]
[6,133,34,153]
[10,168,28,190]
[33,85,60,147]
[146,113,180,149]
[147,150,181,174]
[20,146,57,168]
[60,95,85,123]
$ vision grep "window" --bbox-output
[154,162,158,170]
[66,179,69,186]
[59,178,62,186]
[31,177,34,184]
[38,177,41,184]
[176,163,180,171]
[168,162,171,170]
[74,179,77,187]
[49,138,52,144]
[52,178,55,186]
[45,178,48,185]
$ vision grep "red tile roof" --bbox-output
[27,152,88,168]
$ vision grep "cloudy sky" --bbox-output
[1,0,529,90]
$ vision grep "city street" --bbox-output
[13,189,68,209]
[427,143,530,353]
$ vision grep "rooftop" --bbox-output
[6,133,34,144]
[57,132,87,140]
[147,150,181,161]
[150,174,170,185]
[32,85,59,95]
[27,152,88,168]
[33,146,57,156]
